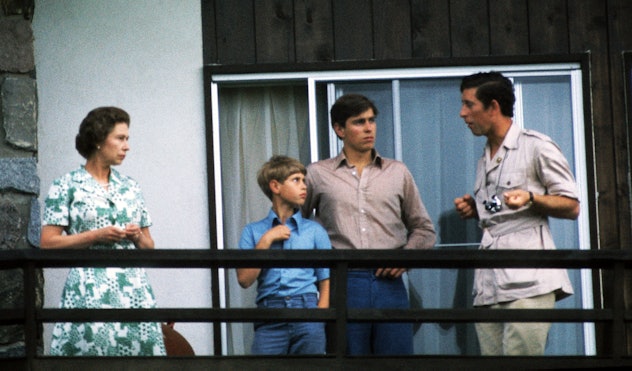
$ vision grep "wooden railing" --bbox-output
[1,248,631,370]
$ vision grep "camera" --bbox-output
[483,194,502,213]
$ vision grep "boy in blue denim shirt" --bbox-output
[237,155,331,354]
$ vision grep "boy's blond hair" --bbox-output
[257,155,307,200]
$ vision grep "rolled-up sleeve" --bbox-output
[535,140,579,201]
[401,169,436,249]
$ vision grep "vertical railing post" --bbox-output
[23,260,37,364]
[211,266,222,356]
[334,261,348,360]
[611,261,626,359]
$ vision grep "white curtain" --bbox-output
[218,85,309,354]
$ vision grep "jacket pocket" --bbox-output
[494,268,538,290]
[496,170,526,193]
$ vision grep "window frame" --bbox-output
[206,58,596,355]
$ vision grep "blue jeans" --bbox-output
[252,293,325,355]
[346,270,413,355]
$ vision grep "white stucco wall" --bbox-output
[33,0,212,355]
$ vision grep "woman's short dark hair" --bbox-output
[75,106,130,159]
[460,72,515,118]
[329,93,379,129]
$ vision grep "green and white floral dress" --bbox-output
[43,166,166,356]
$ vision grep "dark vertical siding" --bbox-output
[569,2,612,251]
[215,0,256,63]
[201,0,217,64]
[489,0,529,55]
[411,0,450,58]
[527,0,569,54]
[449,0,489,57]
[606,1,632,348]
[332,0,373,60]
[294,0,334,62]
[255,0,295,63]
[373,0,412,60]
[607,0,632,252]
[566,0,612,350]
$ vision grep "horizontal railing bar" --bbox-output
[35,308,337,322]
[0,309,23,325]
[2,249,632,269]
[0,308,623,324]
[347,308,616,322]
[7,355,632,369]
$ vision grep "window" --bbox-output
[210,64,593,355]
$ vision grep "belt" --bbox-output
[257,293,317,306]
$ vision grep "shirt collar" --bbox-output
[333,149,382,169]
[501,123,521,150]
[74,165,123,187]
[266,208,304,232]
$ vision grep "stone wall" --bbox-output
[0,0,43,356]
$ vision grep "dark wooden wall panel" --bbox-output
[449,0,489,57]
[373,0,412,59]
[606,1,632,349]
[215,0,256,63]
[201,0,217,64]
[295,0,334,62]
[333,0,373,60]
[255,0,295,63]
[572,1,612,246]
[566,0,611,352]
[489,0,529,56]
[569,1,614,251]
[568,0,607,54]
[527,0,569,54]
[411,0,450,58]
[607,0,632,251]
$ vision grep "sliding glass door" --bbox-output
[211,64,592,355]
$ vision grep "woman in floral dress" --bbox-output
[40,107,166,356]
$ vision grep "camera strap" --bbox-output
[486,149,509,199]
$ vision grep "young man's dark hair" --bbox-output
[329,93,379,128]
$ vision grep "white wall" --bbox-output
[33,0,212,355]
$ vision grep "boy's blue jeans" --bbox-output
[252,293,325,355]
[346,270,414,355]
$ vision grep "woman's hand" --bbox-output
[125,224,155,249]
[124,224,143,242]
[40,224,154,249]
[97,226,127,243]
[41,225,124,249]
